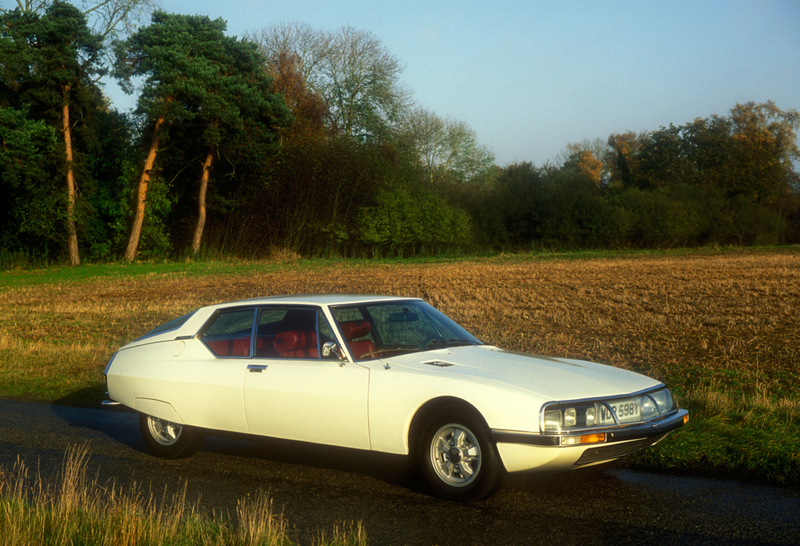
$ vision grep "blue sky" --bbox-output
[99,0,800,165]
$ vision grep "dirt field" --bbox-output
[1,248,799,481]
[2,249,797,396]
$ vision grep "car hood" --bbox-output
[383,345,660,401]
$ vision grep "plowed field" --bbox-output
[2,248,799,481]
[3,250,799,390]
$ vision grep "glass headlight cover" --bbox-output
[541,388,677,433]
[542,403,599,432]
[544,409,562,430]
[650,388,676,413]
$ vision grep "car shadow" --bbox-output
[200,431,423,490]
[50,388,425,494]
[51,388,147,451]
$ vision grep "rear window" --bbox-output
[137,311,196,341]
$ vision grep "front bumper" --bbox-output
[491,409,688,473]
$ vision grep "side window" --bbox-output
[318,310,335,344]
[201,309,255,357]
[256,307,321,359]
[331,307,377,360]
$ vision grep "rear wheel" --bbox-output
[417,407,502,502]
[139,413,203,459]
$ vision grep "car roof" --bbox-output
[205,294,422,312]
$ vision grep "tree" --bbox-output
[114,12,212,261]
[115,12,291,259]
[560,140,606,187]
[609,103,799,203]
[248,22,329,86]
[398,107,495,186]
[251,23,410,141]
[322,26,409,139]
[5,0,158,43]
[267,50,327,144]
[187,36,291,255]
[1,2,103,265]
[727,101,800,204]
[606,131,648,189]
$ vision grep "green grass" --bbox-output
[625,388,800,484]
[5,245,795,288]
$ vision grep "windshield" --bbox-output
[330,301,481,360]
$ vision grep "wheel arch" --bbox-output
[407,396,491,456]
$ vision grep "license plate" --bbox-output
[601,400,641,423]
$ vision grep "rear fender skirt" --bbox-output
[134,398,183,424]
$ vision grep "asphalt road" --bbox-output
[1,398,798,545]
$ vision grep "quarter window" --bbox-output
[201,309,255,357]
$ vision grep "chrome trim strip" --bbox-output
[494,409,687,448]
[543,384,667,407]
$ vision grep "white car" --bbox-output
[104,294,688,501]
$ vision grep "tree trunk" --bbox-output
[124,115,165,262]
[62,91,80,266]
[191,148,214,255]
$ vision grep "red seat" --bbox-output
[206,337,250,357]
[256,336,277,357]
[274,330,318,358]
[339,320,376,359]
[231,338,251,356]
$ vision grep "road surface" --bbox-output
[1,399,798,545]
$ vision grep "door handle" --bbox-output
[247,364,268,373]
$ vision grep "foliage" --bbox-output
[206,137,398,258]
[356,186,471,255]
[607,101,799,204]
[1,7,799,262]
[251,22,411,141]
[477,102,800,251]
[0,107,57,249]
[397,106,496,186]
[0,2,121,263]
[3,0,157,42]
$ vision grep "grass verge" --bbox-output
[0,445,367,546]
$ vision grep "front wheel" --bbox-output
[139,413,203,459]
[418,407,503,502]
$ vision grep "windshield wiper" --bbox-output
[361,339,477,359]
[358,346,404,359]
[425,338,477,348]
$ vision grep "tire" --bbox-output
[417,406,503,502]
[139,413,203,459]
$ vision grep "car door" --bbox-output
[242,307,371,450]
[165,307,256,433]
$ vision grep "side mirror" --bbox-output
[322,342,345,364]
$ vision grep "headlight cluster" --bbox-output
[542,388,677,433]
